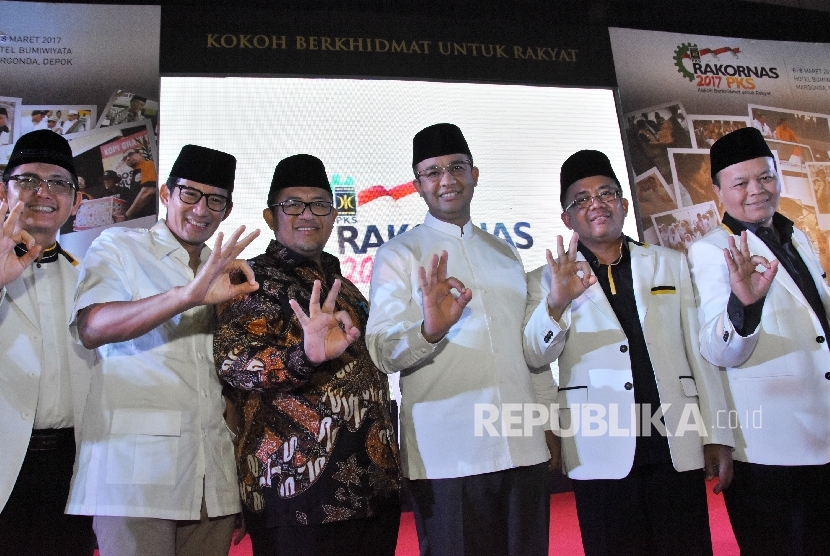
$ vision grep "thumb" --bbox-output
[17,244,41,268]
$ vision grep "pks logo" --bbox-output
[332,174,356,217]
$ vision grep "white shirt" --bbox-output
[20,117,48,135]
[29,259,76,429]
[366,213,557,480]
[752,119,773,138]
[67,220,239,520]
[0,249,95,510]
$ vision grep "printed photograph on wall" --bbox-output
[60,121,159,255]
[651,201,720,255]
[688,115,750,149]
[668,148,716,208]
[623,101,694,184]
[748,105,830,162]
[0,97,22,147]
[21,105,97,137]
[98,90,159,133]
[634,167,678,245]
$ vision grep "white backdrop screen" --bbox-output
[159,77,634,295]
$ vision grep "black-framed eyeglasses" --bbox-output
[415,160,473,183]
[270,200,334,216]
[175,185,230,212]
[564,189,623,212]
[7,174,77,196]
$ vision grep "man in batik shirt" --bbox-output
[215,154,401,556]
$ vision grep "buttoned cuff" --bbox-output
[726,293,765,338]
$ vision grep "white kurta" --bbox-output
[366,213,557,480]
[66,220,240,520]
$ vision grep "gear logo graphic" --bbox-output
[674,43,696,82]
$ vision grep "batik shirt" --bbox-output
[215,240,400,527]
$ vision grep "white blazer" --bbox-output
[689,224,830,466]
[527,241,733,480]
[0,256,95,509]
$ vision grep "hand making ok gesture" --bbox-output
[724,230,778,306]
[545,233,596,321]
[290,279,361,365]
[419,250,473,344]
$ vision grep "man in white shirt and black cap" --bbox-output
[67,144,260,556]
[366,123,560,556]
[689,126,830,555]
[0,129,97,555]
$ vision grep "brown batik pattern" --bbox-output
[215,240,400,526]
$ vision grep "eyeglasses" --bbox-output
[175,185,230,212]
[564,190,623,212]
[271,200,334,216]
[415,160,473,183]
[8,174,76,196]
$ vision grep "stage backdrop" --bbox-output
[610,27,830,272]
[158,6,634,295]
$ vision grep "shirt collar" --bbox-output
[722,211,794,244]
[263,239,342,276]
[14,241,71,265]
[422,212,473,239]
[149,219,211,262]
[577,235,631,268]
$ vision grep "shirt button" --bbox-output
[817,336,825,343]
[624,382,633,390]
[21,412,30,419]
[620,345,628,353]
[825,372,830,380]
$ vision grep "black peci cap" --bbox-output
[169,144,236,192]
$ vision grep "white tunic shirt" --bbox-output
[67,220,239,520]
[366,213,558,480]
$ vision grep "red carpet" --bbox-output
[220,479,738,555]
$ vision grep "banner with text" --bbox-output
[610,27,830,271]
[1,1,161,255]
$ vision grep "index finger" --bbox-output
[3,201,23,237]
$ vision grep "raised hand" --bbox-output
[183,225,260,306]
[724,231,778,306]
[419,250,472,343]
[0,201,41,288]
[546,233,596,321]
[289,279,360,365]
